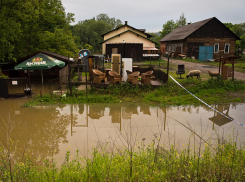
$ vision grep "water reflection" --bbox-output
[0,100,244,164]
[209,104,234,126]
[0,100,71,164]
[88,104,105,120]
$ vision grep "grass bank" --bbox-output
[1,140,245,181]
[25,77,245,107]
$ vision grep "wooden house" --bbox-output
[160,17,240,61]
[100,21,158,62]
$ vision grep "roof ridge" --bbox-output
[100,29,156,44]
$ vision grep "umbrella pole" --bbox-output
[41,69,43,84]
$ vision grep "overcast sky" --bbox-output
[61,0,245,33]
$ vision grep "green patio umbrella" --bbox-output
[14,53,65,83]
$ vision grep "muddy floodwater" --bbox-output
[0,99,245,163]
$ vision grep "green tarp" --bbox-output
[14,53,65,70]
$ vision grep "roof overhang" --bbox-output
[143,47,159,51]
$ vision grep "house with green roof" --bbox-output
[100,21,158,62]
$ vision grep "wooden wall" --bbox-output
[59,65,68,84]
[189,18,237,39]
[186,38,236,59]
[160,42,166,54]
[106,43,143,62]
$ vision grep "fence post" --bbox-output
[86,64,87,92]
[28,68,32,98]
[219,55,221,75]
[167,55,170,82]
[68,54,72,96]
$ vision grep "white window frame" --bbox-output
[214,43,219,53]
[224,44,230,54]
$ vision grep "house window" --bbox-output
[214,43,219,53]
[224,44,230,54]
[112,48,118,54]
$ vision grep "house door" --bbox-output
[199,46,213,61]
[131,48,137,62]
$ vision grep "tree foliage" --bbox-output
[71,14,122,53]
[148,33,161,48]
[159,13,187,38]
[176,13,187,28]
[0,0,78,62]
[224,23,245,51]
[159,20,176,38]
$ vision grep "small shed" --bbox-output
[7,51,70,85]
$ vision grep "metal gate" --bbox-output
[199,46,213,61]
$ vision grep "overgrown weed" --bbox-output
[1,139,245,181]
[24,77,245,107]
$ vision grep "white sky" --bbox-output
[62,0,245,33]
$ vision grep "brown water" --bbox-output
[0,99,245,163]
[7,78,66,95]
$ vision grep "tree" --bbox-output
[176,13,187,27]
[148,33,161,48]
[72,14,122,53]
[39,28,79,57]
[241,34,245,51]
[224,22,245,52]
[84,44,93,51]
[0,0,79,62]
[159,20,176,38]
[96,14,122,29]
[159,13,187,38]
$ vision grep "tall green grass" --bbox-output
[1,140,245,181]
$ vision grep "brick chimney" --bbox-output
[125,21,128,25]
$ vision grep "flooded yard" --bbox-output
[0,99,245,163]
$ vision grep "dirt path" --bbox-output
[162,57,245,81]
